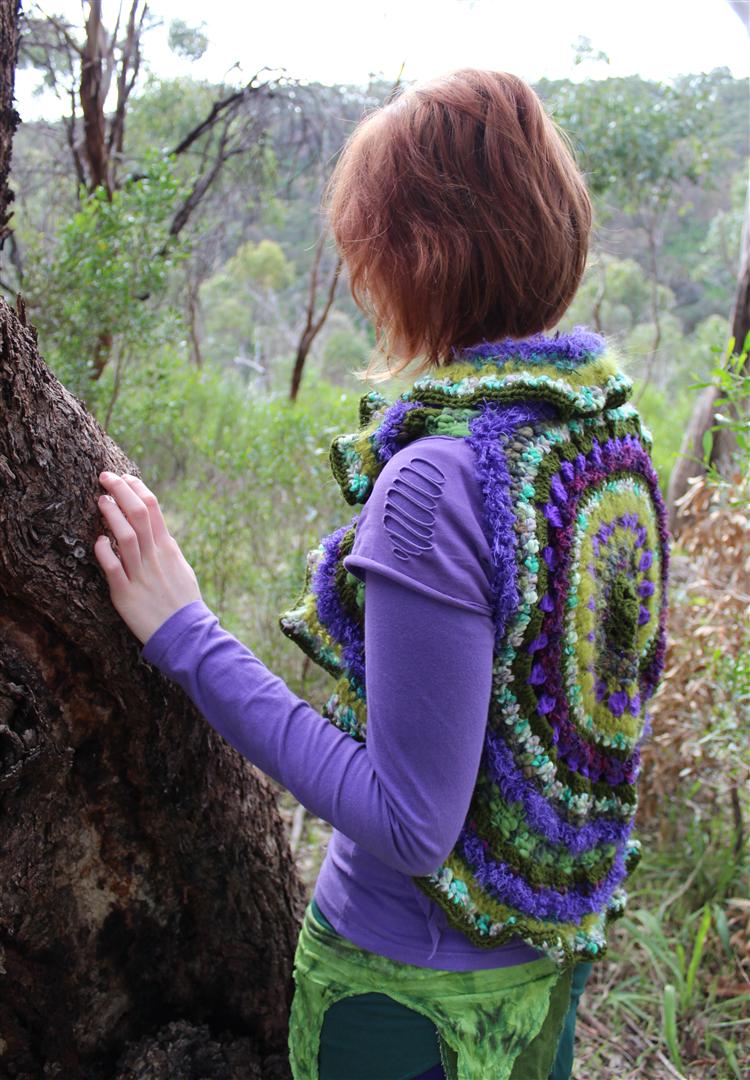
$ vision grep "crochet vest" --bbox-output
[279,328,670,967]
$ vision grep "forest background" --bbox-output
[1,1,749,1076]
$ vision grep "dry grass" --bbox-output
[578,472,750,1078]
[640,470,750,842]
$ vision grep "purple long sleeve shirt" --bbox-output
[141,435,541,970]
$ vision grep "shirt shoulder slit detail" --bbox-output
[384,458,447,560]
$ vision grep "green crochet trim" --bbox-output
[329,357,634,507]
[406,355,631,415]
[414,851,633,965]
[468,797,617,890]
[323,675,368,741]
[279,555,343,679]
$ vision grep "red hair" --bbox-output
[326,69,592,380]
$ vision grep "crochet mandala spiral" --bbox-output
[279,328,670,967]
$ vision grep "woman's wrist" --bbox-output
[140,599,215,668]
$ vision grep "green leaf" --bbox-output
[701,428,713,464]
[663,983,684,1075]
[683,905,711,1009]
[711,903,732,958]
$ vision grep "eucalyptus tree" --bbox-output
[541,71,722,392]
[0,7,304,1074]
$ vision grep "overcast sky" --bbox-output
[15,0,750,121]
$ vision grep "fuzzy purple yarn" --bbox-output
[312,518,366,687]
[483,728,634,855]
[372,400,424,463]
[459,829,629,923]
[456,326,606,367]
[466,401,558,650]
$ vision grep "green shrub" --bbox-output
[26,155,185,404]
[99,354,359,698]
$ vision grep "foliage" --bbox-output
[98,351,357,697]
[319,320,372,386]
[25,154,186,402]
[624,314,730,398]
[574,835,749,1078]
[226,238,296,292]
[690,332,750,487]
[11,67,746,417]
[694,209,743,308]
[125,77,221,159]
[542,73,721,214]
[562,255,673,335]
[167,19,209,62]
[199,239,297,372]
[17,11,78,90]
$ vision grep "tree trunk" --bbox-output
[289,232,341,402]
[0,295,304,1078]
[664,382,721,534]
[0,0,20,252]
[666,177,750,533]
[186,270,204,368]
[80,0,113,196]
[666,22,750,533]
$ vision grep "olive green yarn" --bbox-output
[469,799,617,890]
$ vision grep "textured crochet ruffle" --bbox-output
[279,327,670,967]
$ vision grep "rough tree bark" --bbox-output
[1,11,304,1068]
[0,295,305,1077]
[0,0,20,254]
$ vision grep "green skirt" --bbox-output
[289,903,575,1080]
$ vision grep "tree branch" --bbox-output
[169,75,271,159]
[168,119,233,238]
[107,0,146,182]
[289,229,342,401]
[63,84,86,191]
[27,5,84,59]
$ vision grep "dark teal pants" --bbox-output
[548,960,593,1080]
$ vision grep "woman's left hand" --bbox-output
[94,471,202,645]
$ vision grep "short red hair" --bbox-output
[326,69,592,380]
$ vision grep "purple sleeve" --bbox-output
[141,437,495,876]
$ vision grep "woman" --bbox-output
[95,70,670,1079]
